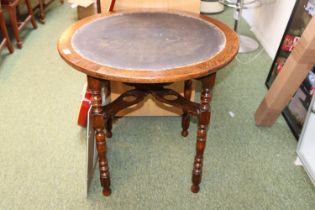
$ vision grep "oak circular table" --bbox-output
[58,10,239,197]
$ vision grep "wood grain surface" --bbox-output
[58,10,239,84]
[72,12,225,71]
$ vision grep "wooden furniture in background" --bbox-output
[98,0,200,116]
[1,0,37,48]
[38,0,64,23]
[0,7,13,53]
[101,0,200,13]
[58,11,239,196]
[255,15,315,126]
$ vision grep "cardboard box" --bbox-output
[69,0,96,20]
[77,3,96,20]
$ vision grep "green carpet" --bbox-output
[0,3,315,210]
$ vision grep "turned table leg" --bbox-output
[88,76,112,196]
[181,80,192,137]
[191,73,216,193]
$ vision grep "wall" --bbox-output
[242,0,296,58]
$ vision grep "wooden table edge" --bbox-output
[57,10,239,84]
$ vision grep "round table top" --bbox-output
[58,10,239,83]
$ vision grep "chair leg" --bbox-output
[181,80,192,137]
[88,76,112,196]
[191,73,216,193]
[25,0,37,28]
[0,11,14,53]
[6,5,22,49]
[38,0,45,23]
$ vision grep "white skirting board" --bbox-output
[297,95,315,186]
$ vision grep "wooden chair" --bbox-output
[0,7,13,53]
[38,0,64,23]
[1,0,37,48]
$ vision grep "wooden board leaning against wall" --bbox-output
[100,0,200,116]
[255,15,315,127]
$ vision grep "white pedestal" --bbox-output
[239,35,259,53]
[297,95,315,186]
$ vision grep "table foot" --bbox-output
[181,130,189,137]
[106,131,112,138]
[16,41,22,49]
[102,188,112,196]
[101,175,112,197]
[191,185,200,193]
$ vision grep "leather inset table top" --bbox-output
[71,12,226,71]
